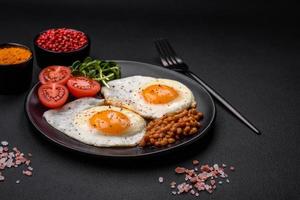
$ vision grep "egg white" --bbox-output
[43,97,146,147]
[101,76,196,119]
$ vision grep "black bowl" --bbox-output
[33,29,90,68]
[0,43,33,94]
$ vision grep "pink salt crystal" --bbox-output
[186,169,194,175]
[13,147,19,153]
[190,177,198,183]
[25,160,31,166]
[0,175,5,181]
[213,164,219,170]
[194,182,205,191]
[18,157,27,163]
[15,160,22,165]
[184,184,191,192]
[158,176,164,183]
[207,189,213,194]
[204,184,211,191]
[175,167,186,174]
[177,183,184,194]
[9,152,14,158]
[1,141,8,146]
[211,180,216,185]
[200,165,211,172]
[192,160,199,165]
[23,170,32,176]
[170,181,176,188]
[28,166,33,171]
[6,159,14,168]
[1,152,8,157]
[0,158,6,164]
[230,166,235,171]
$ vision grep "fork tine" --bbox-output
[155,39,188,72]
[154,40,172,67]
[159,39,177,66]
[161,39,183,64]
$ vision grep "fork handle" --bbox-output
[185,70,261,135]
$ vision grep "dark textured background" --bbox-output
[0,0,299,199]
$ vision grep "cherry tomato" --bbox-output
[67,76,101,98]
[38,84,69,108]
[39,66,71,85]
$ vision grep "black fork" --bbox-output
[154,38,261,135]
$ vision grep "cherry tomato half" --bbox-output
[38,84,69,108]
[67,76,101,98]
[39,66,71,85]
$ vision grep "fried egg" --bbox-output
[101,76,196,119]
[43,97,146,147]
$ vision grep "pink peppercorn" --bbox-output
[36,28,88,53]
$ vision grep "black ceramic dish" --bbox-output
[33,29,90,68]
[25,61,215,158]
[0,43,33,94]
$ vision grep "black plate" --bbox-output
[25,61,215,158]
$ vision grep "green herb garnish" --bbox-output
[71,57,121,87]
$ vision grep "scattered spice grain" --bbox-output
[0,47,31,65]
[0,141,33,183]
[158,161,235,197]
[192,160,199,165]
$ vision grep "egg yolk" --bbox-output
[142,84,178,104]
[89,110,130,135]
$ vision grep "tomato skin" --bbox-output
[38,84,69,108]
[39,66,71,85]
[67,77,101,98]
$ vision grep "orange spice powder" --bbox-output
[0,47,32,65]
